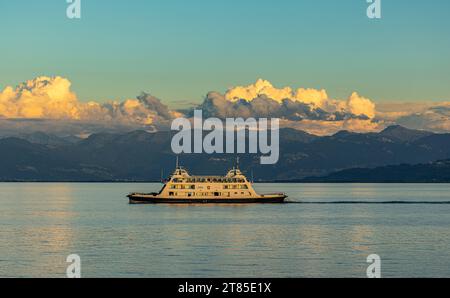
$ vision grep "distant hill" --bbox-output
[300,160,450,183]
[377,125,433,142]
[1,126,450,182]
[17,132,81,147]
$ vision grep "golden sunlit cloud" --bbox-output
[224,79,376,119]
[0,76,176,129]
[1,76,449,136]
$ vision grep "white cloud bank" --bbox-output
[197,79,380,135]
[0,76,178,135]
[0,76,449,136]
[225,79,376,119]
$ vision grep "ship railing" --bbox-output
[173,178,246,183]
[261,193,287,196]
[128,192,159,196]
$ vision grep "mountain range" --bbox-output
[1,125,450,182]
[299,159,450,183]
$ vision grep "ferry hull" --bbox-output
[128,194,287,204]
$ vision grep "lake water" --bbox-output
[0,183,449,278]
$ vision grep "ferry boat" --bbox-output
[127,158,287,204]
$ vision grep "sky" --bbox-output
[1,0,450,106]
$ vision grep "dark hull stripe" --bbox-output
[128,195,286,204]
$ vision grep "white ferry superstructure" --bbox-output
[127,159,287,204]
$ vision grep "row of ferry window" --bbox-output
[170,184,248,190]
[168,192,251,197]
[172,178,246,183]
[224,185,248,189]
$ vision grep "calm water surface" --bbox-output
[0,183,449,278]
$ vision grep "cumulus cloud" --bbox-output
[224,79,376,119]
[199,79,450,135]
[199,91,364,121]
[193,79,380,135]
[1,76,450,137]
[0,76,79,119]
[225,79,329,107]
[0,76,177,135]
[346,92,376,119]
[395,103,450,133]
[372,101,450,133]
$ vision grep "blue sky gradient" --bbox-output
[1,0,449,106]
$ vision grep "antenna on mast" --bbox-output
[176,155,179,169]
